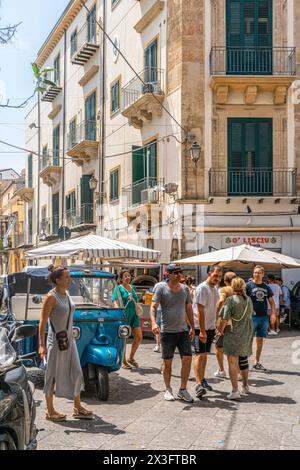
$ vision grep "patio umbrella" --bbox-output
[26,233,161,261]
[175,244,300,270]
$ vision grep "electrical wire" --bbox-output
[0,132,185,163]
[80,0,186,136]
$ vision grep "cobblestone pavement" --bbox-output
[31,328,300,450]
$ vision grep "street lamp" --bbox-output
[190,141,201,165]
[89,175,98,192]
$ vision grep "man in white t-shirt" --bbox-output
[193,266,222,398]
[267,274,282,335]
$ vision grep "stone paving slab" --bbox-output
[31,329,300,450]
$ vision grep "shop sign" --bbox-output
[222,235,282,249]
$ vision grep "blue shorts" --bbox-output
[252,316,269,338]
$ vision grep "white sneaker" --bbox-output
[214,369,226,378]
[227,390,241,400]
[268,330,278,336]
[164,388,175,401]
[153,345,161,353]
[275,329,280,334]
[241,385,250,394]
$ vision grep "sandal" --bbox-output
[73,407,94,420]
[46,411,67,422]
[122,363,132,370]
[127,359,139,368]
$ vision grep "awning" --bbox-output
[193,227,300,233]
[25,234,161,261]
[175,244,300,269]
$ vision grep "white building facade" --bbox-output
[23,0,300,285]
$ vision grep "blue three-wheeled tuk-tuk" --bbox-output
[0,267,130,401]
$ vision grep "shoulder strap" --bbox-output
[232,297,250,323]
[49,293,72,333]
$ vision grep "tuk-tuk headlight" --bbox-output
[118,325,130,339]
[73,327,81,340]
[142,320,150,328]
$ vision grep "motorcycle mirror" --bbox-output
[11,325,37,343]
[32,294,43,304]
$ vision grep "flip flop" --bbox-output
[127,359,139,368]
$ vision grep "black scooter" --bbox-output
[0,323,38,450]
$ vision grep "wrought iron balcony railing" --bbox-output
[122,67,164,110]
[66,204,95,229]
[209,168,297,197]
[67,120,98,150]
[41,70,62,102]
[210,47,296,76]
[122,177,165,210]
[71,20,100,65]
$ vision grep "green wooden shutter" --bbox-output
[144,39,157,82]
[28,154,33,188]
[147,140,157,179]
[52,193,59,234]
[80,176,93,224]
[53,125,60,166]
[110,169,119,201]
[85,92,96,140]
[132,146,146,183]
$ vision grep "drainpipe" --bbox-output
[62,29,67,227]
[36,92,41,247]
[99,0,106,236]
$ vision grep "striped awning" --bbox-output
[26,234,161,261]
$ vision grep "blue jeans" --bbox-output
[252,316,269,338]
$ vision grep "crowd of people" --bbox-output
[148,263,290,403]
[38,263,291,421]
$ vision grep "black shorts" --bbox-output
[193,329,215,354]
[160,331,192,360]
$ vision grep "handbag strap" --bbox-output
[232,297,250,323]
[49,291,72,334]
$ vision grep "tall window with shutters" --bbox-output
[228,118,273,195]
[226,0,272,74]
[110,168,119,202]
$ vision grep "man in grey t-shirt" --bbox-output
[150,264,195,403]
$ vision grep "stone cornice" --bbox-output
[36,0,86,68]
[134,1,164,34]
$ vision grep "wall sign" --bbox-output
[222,235,282,249]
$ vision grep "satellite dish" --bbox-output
[58,226,71,241]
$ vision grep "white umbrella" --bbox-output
[175,244,300,270]
[26,234,160,261]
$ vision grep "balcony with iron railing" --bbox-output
[13,180,33,203]
[71,21,100,66]
[41,70,62,103]
[121,67,164,129]
[209,47,296,105]
[40,216,59,240]
[209,168,297,198]
[122,177,165,213]
[67,120,99,165]
[66,204,96,232]
[210,47,296,76]
[40,153,62,187]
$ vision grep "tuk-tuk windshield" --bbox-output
[69,276,116,309]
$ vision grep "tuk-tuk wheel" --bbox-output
[95,366,109,401]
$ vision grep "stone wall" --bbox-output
[167,0,205,200]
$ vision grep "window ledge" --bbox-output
[79,65,99,87]
[134,1,164,34]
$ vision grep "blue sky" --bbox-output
[0,0,69,173]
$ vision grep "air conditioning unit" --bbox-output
[142,83,155,94]
[141,188,158,204]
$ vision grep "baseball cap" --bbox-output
[166,264,183,274]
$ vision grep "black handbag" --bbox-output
[50,295,72,351]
